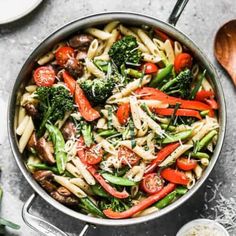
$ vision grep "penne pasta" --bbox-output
[164,39,175,64]
[104,21,120,33]
[16,115,29,136]
[87,39,99,59]
[85,58,105,78]
[85,28,111,40]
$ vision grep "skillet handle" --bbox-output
[168,0,189,25]
[22,193,90,236]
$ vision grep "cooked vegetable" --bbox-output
[195,90,214,101]
[141,173,164,194]
[108,35,142,67]
[176,157,197,171]
[116,103,131,125]
[143,62,158,74]
[145,142,180,174]
[196,130,218,152]
[102,173,136,186]
[46,124,67,174]
[74,84,100,121]
[125,68,142,78]
[80,77,115,105]
[189,70,206,100]
[161,69,193,98]
[55,46,75,66]
[161,130,192,144]
[62,70,76,95]
[91,184,110,198]
[80,197,104,218]
[81,122,93,147]
[149,64,173,87]
[103,183,176,219]
[33,66,56,87]
[118,145,141,166]
[161,168,189,185]
[84,144,103,165]
[36,86,74,137]
[98,129,118,137]
[174,53,193,74]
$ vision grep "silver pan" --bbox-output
[7,0,226,235]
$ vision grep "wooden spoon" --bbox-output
[214,20,236,86]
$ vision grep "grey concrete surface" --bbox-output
[0,0,235,235]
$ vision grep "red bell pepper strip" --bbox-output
[161,168,189,185]
[62,71,76,95]
[103,183,176,219]
[195,90,214,101]
[75,84,100,121]
[204,98,218,110]
[145,142,180,174]
[155,108,202,120]
[77,137,129,199]
[154,29,174,46]
[135,87,214,116]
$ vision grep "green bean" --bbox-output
[45,124,67,174]
[155,190,177,209]
[125,68,143,78]
[189,70,206,99]
[197,130,218,151]
[91,184,109,198]
[161,130,192,144]
[28,163,59,174]
[176,186,188,195]
[160,124,176,131]
[200,110,210,117]
[129,119,136,149]
[102,173,136,186]
[107,107,113,130]
[81,122,93,147]
[187,152,210,159]
[149,64,173,87]
[94,60,108,72]
[80,197,105,218]
[98,129,118,137]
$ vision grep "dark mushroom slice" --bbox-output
[69,34,94,49]
[27,132,37,151]
[36,137,56,164]
[24,103,39,118]
[33,170,57,193]
[65,57,84,78]
[51,186,79,206]
[61,120,76,141]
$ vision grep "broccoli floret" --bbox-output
[36,86,74,137]
[108,35,142,67]
[160,69,193,98]
[80,78,114,105]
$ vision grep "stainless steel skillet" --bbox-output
[8,0,226,235]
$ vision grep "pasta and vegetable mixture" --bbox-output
[16,21,219,219]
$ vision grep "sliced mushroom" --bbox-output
[76,50,87,61]
[51,186,79,206]
[65,58,84,78]
[27,132,37,151]
[36,137,56,164]
[24,103,39,118]
[61,120,76,141]
[69,34,94,49]
[33,170,57,193]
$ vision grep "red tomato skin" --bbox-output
[118,146,140,166]
[55,46,75,66]
[174,53,193,74]
[204,98,218,110]
[161,168,189,185]
[141,173,164,194]
[176,157,197,171]
[116,103,131,125]
[143,63,158,74]
[85,144,103,165]
[33,66,56,87]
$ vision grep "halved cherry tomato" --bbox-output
[142,62,158,74]
[118,146,140,166]
[116,103,131,125]
[161,168,189,186]
[141,173,164,194]
[85,144,103,165]
[176,157,197,171]
[174,53,193,74]
[33,66,56,87]
[55,46,75,66]
[204,98,218,110]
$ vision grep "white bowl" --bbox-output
[176,219,229,236]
